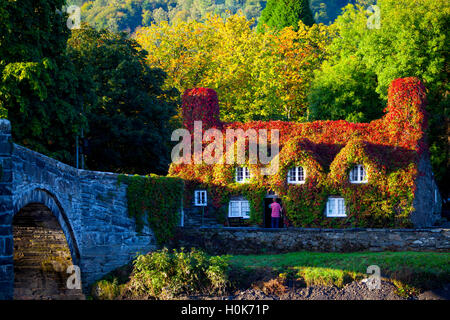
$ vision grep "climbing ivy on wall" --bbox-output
[180,178,267,226]
[169,78,429,229]
[182,88,221,131]
[118,174,184,245]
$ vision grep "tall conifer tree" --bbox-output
[258,0,315,32]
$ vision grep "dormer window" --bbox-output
[326,197,346,217]
[287,166,306,184]
[349,164,367,183]
[235,166,251,183]
[194,190,207,206]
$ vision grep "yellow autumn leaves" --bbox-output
[134,14,334,123]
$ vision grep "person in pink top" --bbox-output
[269,198,282,228]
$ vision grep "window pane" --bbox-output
[328,199,333,215]
[236,167,242,181]
[229,202,240,217]
[244,167,250,180]
[241,201,250,218]
[298,167,304,181]
[288,168,294,182]
[201,191,206,204]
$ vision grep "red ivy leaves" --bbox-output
[182,88,222,131]
[171,78,428,228]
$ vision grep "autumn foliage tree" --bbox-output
[135,13,333,122]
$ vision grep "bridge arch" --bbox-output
[12,188,83,299]
[13,188,80,265]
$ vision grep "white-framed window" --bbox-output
[228,200,250,219]
[325,197,347,217]
[287,166,306,184]
[349,164,367,183]
[194,190,207,206]
[235,166,251,183]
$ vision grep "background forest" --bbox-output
[67,0,357,33]
[0,0,448,198]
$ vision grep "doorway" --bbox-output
[264,197,282,228]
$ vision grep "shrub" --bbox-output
[91,279,122,300]
[258,274,288,296]
[125,248,229,299]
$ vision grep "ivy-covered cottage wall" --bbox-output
[170,78,442,228]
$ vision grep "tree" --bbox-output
[310,0,356,25]
[135,14,332,122]
[308,3,383,123]
[308,56,382,122]
[257,0,315,32]
[67,25,179,174]
[0,0,86,163]
[308,0,450,194]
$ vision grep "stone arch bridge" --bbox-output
[0,120,157,299]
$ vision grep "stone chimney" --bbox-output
[182,88,222,132]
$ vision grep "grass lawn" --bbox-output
[227,251,450,295]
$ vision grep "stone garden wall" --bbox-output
[173,227,450,255]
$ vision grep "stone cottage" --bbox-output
[169,78,442,229]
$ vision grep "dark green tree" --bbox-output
[67,26,179,174]
[0,0,86,162]
[310,0,356,25]
[257,0,314,32]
